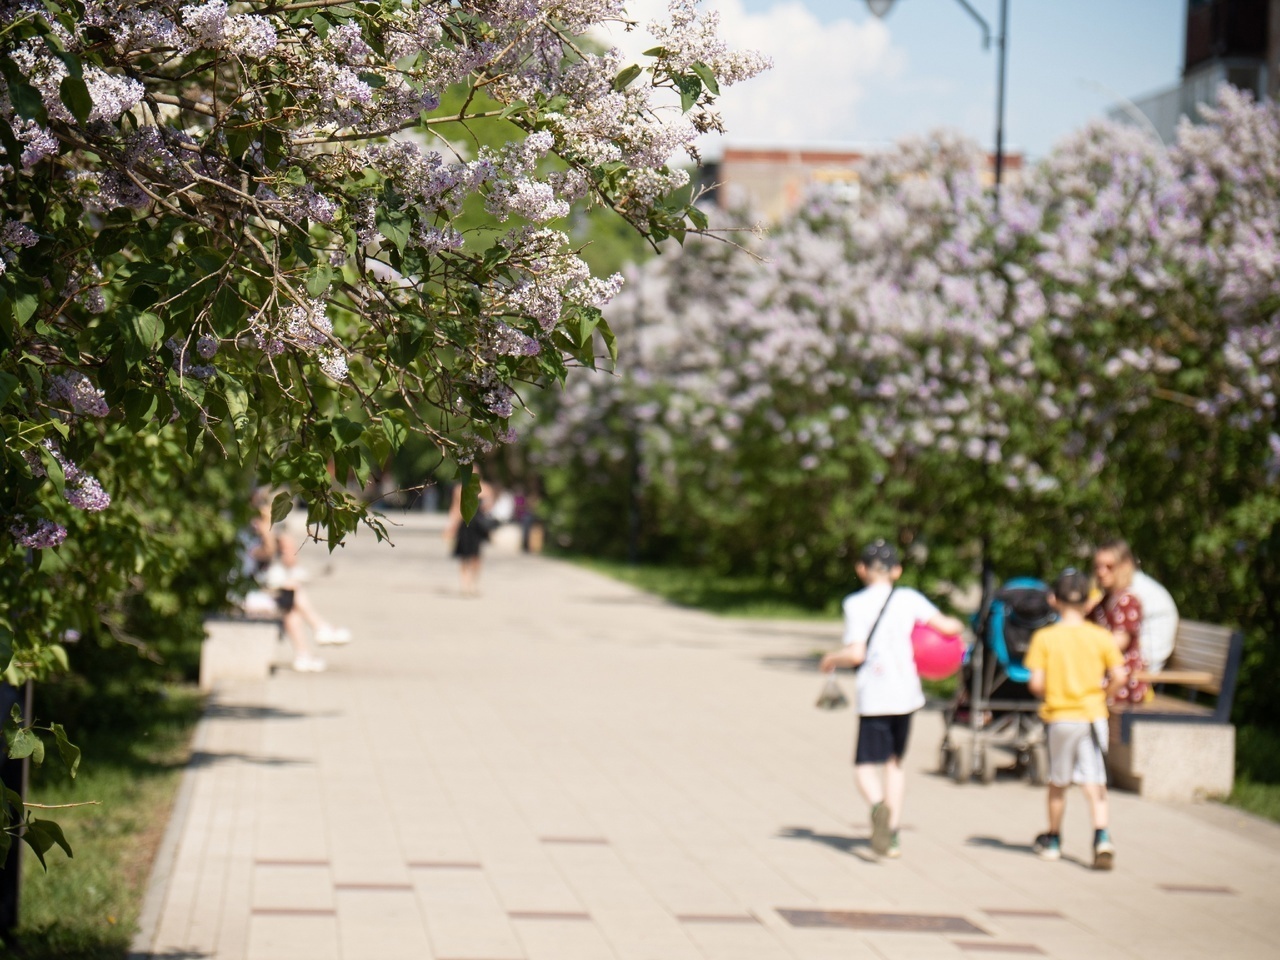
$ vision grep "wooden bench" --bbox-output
[199,612,286,692]
[1107,619,1244,802]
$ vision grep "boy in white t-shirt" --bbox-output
[820,540,965,858]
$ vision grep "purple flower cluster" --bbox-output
[48,371,109,418]
[10,517,68,550]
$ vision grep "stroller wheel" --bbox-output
[946,738,972,785]
[1027,744,1049,787]
[979,748,999,784]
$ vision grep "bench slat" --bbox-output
[1135,669,1214,686]
[1143,693,1215,715]
[1164,620,1232,679]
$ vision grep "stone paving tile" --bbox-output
[333,888,432,960]
[136,514,1280,960]
[247,914,341,960]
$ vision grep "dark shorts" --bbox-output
[855,713,913,765]
[275,589,296,614]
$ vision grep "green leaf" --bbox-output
[50,724,80,779]
[687,205,709,231]
[284,166,308,186]
[380,411,409,448]
[39,443,66,496]
[5,76,47,125]
[122,389,158,429]
[5,725,40,761]
[13,287,40,327]
[311,12,331,37]
[377,213,411,252]
[597,317,618,364]
[613,64,643,92]
[59,76,92,125]
[675,75,702,113]
[689,62,720,97]
[0,625,11,674]
[128,311,165,351]
[306,265,335,297]
[642,46,669,57]
[22,819,73,870]
[271,491,293,524]
[211,287,245,332]
[460,466,479,522]
[332,416,364,446]
[0,371,19,407]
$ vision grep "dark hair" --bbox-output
[1095,538,1134,564]
[859,538,900,570]
[1053,567,1090,605]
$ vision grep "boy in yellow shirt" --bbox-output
[1024,569,1128,870]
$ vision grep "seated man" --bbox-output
[1130,569,1178,674]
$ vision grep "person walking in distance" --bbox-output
[820,539,966,858]
[1026,568,1128,870]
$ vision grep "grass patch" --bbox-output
[1228,725,1280,823]
[572,558,840,621]
[4,683,203,960]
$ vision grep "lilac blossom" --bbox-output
[9,517,67,549]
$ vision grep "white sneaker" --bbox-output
[315,626,351,646]
[293,655,327,673]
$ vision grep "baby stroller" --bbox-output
[939,577,1055,785]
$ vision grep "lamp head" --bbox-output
[866,0,896,16]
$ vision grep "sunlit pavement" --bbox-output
[133,512,1280,960]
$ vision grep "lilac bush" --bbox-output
[0,0,765,861]
[537,91,1280,650]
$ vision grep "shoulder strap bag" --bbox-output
[855,588,896,673]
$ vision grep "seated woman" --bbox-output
[242,488,351,672]
[1089,538,1148,706]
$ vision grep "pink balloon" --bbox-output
[911,621,964,680]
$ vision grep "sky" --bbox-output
[605,0,1186,160]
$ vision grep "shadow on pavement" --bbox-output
[204,703,337,722]
[967,835,1035,855]
[968,835,1094,870]
[758,654,822,673]
[188,751,311,768]
[778,826,873,856]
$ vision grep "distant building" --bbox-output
[1116,0,1277,143]
[704,146,1023,222]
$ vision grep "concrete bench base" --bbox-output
[1107,715,1235,802]
[199,618,284,692]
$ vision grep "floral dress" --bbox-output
[1090,590,1147,705]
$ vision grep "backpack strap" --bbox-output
[856,588,896,673]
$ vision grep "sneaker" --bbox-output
[886,831,901,859]
[870,802,893,857]
[1033,833,1061,861]
[292,655,327,673]
[1093,835,1115,871]
[315,625,351,646]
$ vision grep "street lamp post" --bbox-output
[864,0,1010,210]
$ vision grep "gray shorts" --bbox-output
[1046,720,1108,787]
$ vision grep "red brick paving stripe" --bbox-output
[982,909,1066,919]
[407,860,483,869]
[508,910,592,921]
[539,836,609,845]
[676,914,759,924]
[251,907,336,917]
[334,882,414,891]
[952,943,1045,955]
[1158,884,1237,894]
[777,908,987,935]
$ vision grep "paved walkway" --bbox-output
[133,514,1280,960]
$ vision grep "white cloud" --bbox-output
[597,0,903,156]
